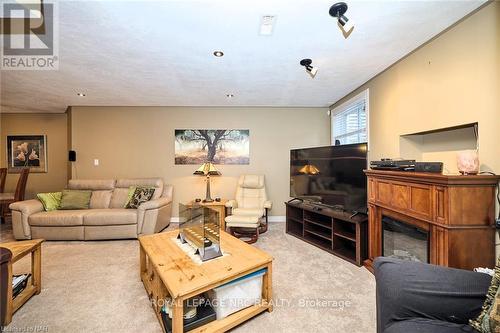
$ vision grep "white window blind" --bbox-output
[331,90,368,145]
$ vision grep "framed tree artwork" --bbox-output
[175,130,249,165]
[6,135,47,173]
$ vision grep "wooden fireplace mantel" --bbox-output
[364,170,499,271]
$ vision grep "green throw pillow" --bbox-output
[125,187,155,209]
[470,257,500,332]
[59,190,92,210]
[124,186,137,208]
[37,192,62,211]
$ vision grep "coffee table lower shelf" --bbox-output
[141,271,272,333]
[187,302,271,333]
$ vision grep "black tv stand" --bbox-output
[287,198,304,205]
[285,201,368,266]
[349,211,362,219]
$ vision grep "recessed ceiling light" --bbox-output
[213,51,224,57]
[77,92,86,97]
[226,94,234,98]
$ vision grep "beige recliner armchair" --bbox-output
[224,175,272,244]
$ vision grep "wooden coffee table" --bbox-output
[1,239,44,325]
[139,230,273,333]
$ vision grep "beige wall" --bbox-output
[0,113,68,198]
[331,2,499,175]
[330,2,500,252]
[69,107,330,217]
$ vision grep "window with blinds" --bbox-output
[331,90,368,145]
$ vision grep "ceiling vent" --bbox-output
[259,15,276,36]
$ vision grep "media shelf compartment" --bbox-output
[333,220,356,242]
[304,232,332,251]
[285,202,367,266]
[304,223,332,241]
[304,218,332,230]
[333,237,357,263]
[304,211,332,227]
[287,205,303,221]
[286,218,303,238]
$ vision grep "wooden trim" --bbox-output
[364,170,499,186]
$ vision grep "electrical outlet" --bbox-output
[94,159,99,166]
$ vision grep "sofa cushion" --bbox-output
[29,210,87,226]
[59,190,92,210]
[225,214,260,228]
[109,188,130,208]
[68,179,116,190]
[232,208,264,217]
[384,318,476,333]
[126,187,155,209]
[36,192,62,211]
[470,256,500,332]
[90,190,112,209]
[239,175,265,189]
[83,209,137,226]
[116,178,163,199]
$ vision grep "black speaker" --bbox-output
[415,162,443,173]
[68,150,76,162]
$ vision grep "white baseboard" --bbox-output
[170,216,285,223]
[268,216,286,222]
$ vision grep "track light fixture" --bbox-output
[329,2,354,38]
[300,59,318,78]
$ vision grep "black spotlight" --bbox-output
[329,2,354,37]
[300,59,318,78]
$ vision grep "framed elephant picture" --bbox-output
[6,135,47,173]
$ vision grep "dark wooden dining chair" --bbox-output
[0,168,6,193]
[0,168,30,223]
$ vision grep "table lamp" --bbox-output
[193,162,221,203]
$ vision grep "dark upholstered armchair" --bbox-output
[374,257,492,333]
[0,247,12,327]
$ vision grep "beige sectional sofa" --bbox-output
[10,178,173,241]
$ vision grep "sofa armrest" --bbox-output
[137,198,173,235]
[264,200,272,210]
[162,184,173,201]
[374,257,491,332]
[225,200,237,208]
[9,199,44,215]
[138,197,171,211]
[9,199,43,240]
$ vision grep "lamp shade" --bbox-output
[299,164,320,175]
[193,162,221,176]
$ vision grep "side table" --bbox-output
[0,239,44,325]
[188,199,227,230]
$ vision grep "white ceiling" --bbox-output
[0,0,486,113]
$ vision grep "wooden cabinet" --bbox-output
[365,170,498,271]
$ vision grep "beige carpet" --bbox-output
[1,223,376,333]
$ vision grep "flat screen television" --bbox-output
[290,143,368,213]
